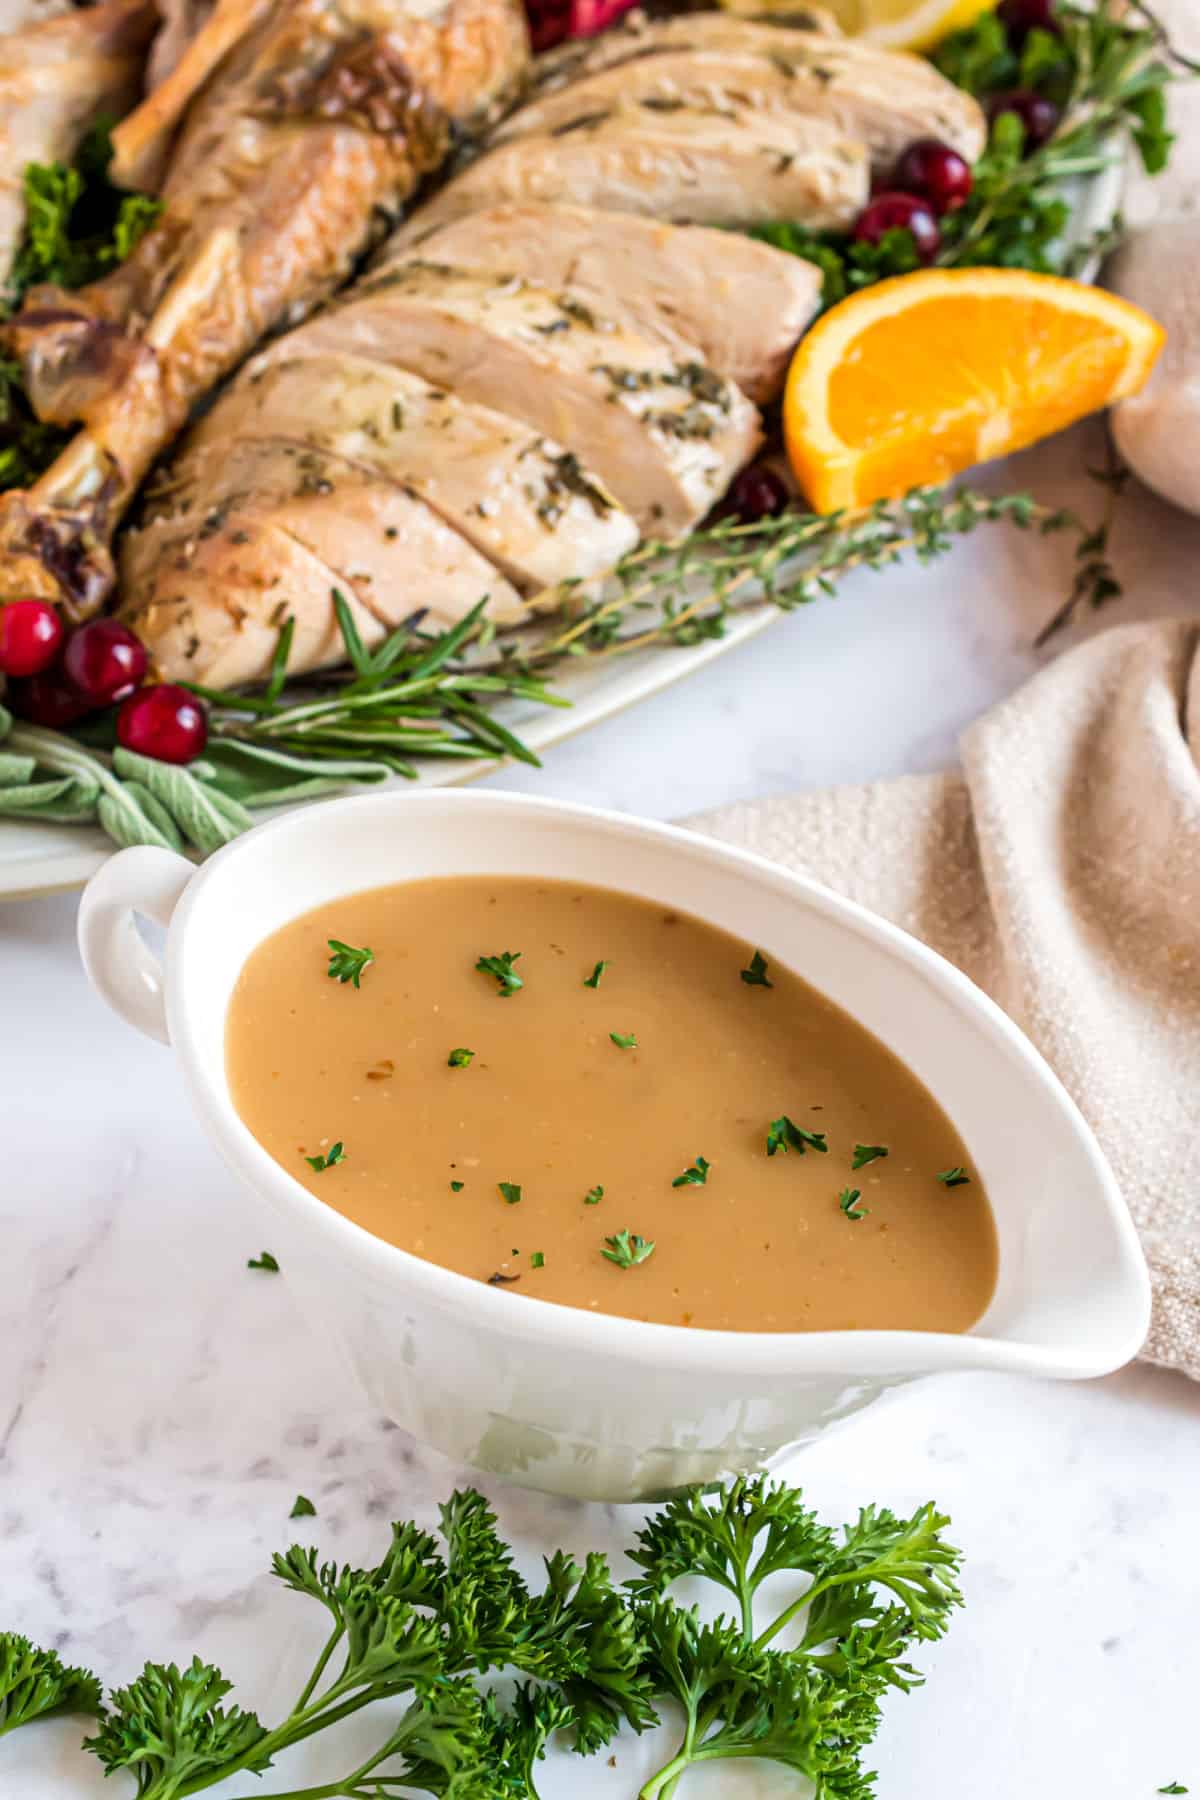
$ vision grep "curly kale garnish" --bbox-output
[0,1632,102,1738]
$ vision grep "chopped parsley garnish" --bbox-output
[672,1156,710,1188]
[602,1230,655,1268]
[530,1251,545,1269]
[583,960,608,988]
[838,1187,869,1222]
[740,949,773,988]
[447,1047,474,1068]
[852,1144,889,1169]
[584,1185,604,1205]
[289,1495,317,1520]
[1158,1786,1189,1794]
[767,1116,829,1157]
[937,1166,971,1188]
[326,939,374,987]
[476,950,523,997]
[304,1142,346,1172]
[609,1030,637,1050]
[450,1180,465,1192]
[247,1251,280,1272]
[498,1182,522,1206]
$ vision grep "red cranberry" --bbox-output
[997,0,1060,43]
[987,89,1061,150]
[523,0,633,51]
[730,463,790,524]
[9,668,92,729]
[854,192,941,263]
[117,684,208,764]
[62,617,148,707]
[892,139,974,215]
[0,599,64,678]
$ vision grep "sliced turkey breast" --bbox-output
[276,260,762,534]
[182,350,640,590]
[121,436,526,685]
[393,100,868,240]
[517,13,986,170]
[408,203,821,403]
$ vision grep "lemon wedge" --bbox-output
[728,0,998,53]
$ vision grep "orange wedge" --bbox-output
[783,268,1165,514]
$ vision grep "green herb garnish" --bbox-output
[584,1184,604,1205]
[0,1634,102,1739]
[326,939,374,987]
[2,1476,962,1796]
[450,1179,465,1192]
[672,1156,710,1188]
[476,950,523,997]
[766,1116,828,1157]
[304,1142,346,1172]
[247,1251,280,1272]
[498,1182,522,1205]
[937,1167,971,1188]
[739,949,773,988]
[447,1047,475,1068]
[289,1495,316,1520]
[838,1187,869,1222]
[609,1031,637,1050]
[530,1251,545,1269]
[602,1230,655,1268]
[1159,1785,1189,1794]
[584,960,608,988]
[852,1144,889,1169]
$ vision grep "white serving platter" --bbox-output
[0,159,1125,901]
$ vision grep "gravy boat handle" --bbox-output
[77,846,194,1045]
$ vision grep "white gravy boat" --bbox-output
[77,790,1150,1502]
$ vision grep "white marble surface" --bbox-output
[3,422,1200,1799]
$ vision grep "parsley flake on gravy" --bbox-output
[938,1166,971,1188]
[531,1251,545,1269]
[602,1230,655,1269]
[476,950,523,997]
[305,1142,346,1172]
[839,1187,869,1222]
[584,1185,604,1205]
[852,1144,889,1169]
[326,939,374,987]
[498,1182,522,1206]
[450,1179,465,1192]
[672,1156,711,1188]
[583,960,608,988]
[610,1030,637,1050]
[740,949,773,988]
[767,1116,829,1157]
[447,1047,475,1068]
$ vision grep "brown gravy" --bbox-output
[225,876,998,1332]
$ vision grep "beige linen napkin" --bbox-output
[691,621,1200,1379]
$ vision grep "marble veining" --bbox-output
[3,423,1200,1796]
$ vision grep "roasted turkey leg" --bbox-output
[0,0,529,617]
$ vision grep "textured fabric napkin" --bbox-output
[690,621,1200,1379]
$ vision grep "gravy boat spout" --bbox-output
[78,790,1151,1502]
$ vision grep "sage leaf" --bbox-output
[0,775,78,811]
[0,753,37,786]
[120,781,185,852]
[112,748,251,853]
[97,789,180,851]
